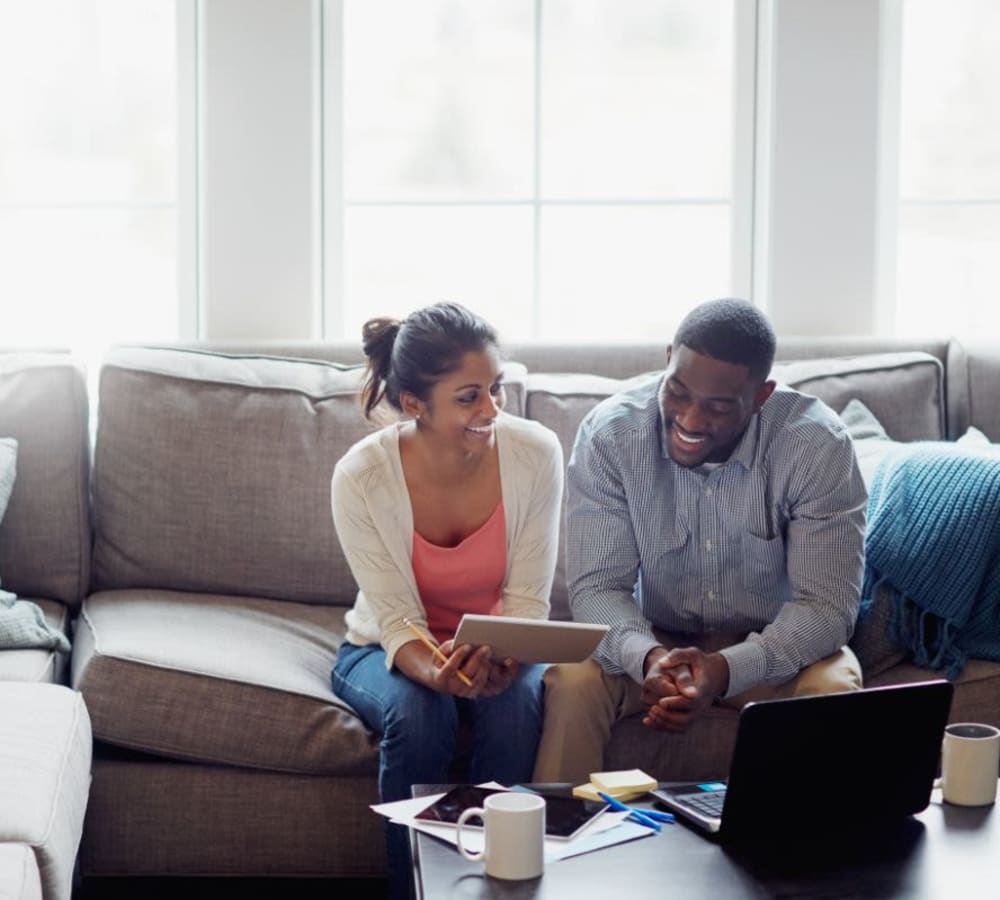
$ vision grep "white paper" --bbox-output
[371,784,657,863]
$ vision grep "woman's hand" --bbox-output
[480,656,520,697]
[430,640,492,697]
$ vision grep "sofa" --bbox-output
[1,336,998,886]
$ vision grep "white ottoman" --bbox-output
[0,684,91,900]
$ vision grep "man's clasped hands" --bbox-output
[641,646,732,732]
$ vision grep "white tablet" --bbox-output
[451,614,609,664]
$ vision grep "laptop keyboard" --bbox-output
[677,790,727,817]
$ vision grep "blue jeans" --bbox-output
[332,642,545,898]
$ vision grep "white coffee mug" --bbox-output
[455,791,545,880]
[941,722,1000,806]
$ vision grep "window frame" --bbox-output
[320,0,757,340]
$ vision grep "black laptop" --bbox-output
[651,680,954,841]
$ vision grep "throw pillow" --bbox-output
[838,399,896,490]
[956,425,999,449]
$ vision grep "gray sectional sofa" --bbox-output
[1,336,999,885]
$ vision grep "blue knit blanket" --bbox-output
[860,443,1000,677]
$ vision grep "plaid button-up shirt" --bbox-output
[566,374,867,697]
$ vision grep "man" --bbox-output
[533,298,867,784]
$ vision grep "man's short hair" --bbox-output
[673,298,776,383]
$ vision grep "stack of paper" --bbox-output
[573,768,657,803]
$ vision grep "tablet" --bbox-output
[451,614,609,664]
[414,785,608,841]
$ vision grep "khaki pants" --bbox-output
[532,635,863,785]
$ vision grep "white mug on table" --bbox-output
[456,791,545,880]
[941,722,1000,806]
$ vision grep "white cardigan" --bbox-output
[331,412,564,669]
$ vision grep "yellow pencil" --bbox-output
[402,618,474,687]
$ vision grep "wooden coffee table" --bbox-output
[410,783,1000,899]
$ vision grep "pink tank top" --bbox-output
[412,502,507,644]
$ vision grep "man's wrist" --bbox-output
[642,645,669,678]
[705,652,730,699]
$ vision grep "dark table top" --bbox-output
[410,783,1000,899]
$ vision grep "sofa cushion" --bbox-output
[0,683,92,900]
[0,843,42,900]
[946,340,1000,440]
[772,351,945,442]
[92,348,524,606]
[0,438,15,525]
[72,589,379,776]
[837,398,898,490]
[525,372,658,620]
[866,658,1000,729]
[0,355,91,607]
[957,425,1000,450]
[79,762,384,877]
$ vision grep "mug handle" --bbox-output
[456,807,486,862]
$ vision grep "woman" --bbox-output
[330,302,563,892]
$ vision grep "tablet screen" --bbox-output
[414,786,607,840]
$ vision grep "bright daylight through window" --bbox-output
[892,0,1000,337]
[0,1,178,356]
[339,0,740,341]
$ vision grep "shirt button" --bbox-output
[706,488,713,497]
[708,591,716,600]
[705,539,712,551]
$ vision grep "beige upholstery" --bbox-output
[524,372,657,620]
[0,683,91,900]
[0,844,42,900]
[868,658,1000,729]
[79,763,383,877]
[772,351,945,441]
[0,355,90,609]
[91,349,376,606]
[72,590,379,775]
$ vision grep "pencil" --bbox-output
[402,618,474,687]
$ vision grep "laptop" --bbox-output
[651,679,954,841]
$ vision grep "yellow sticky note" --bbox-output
[573,781,649,803]
[589,768,657,794]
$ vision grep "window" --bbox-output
[0,1,182,356]
[334,0,748,341]
[888,0,1000,336]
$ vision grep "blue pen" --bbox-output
[597,791,671,831]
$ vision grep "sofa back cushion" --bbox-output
[771,351,945,442]
[946,340,1000,440]
[92,348,375,605]
[92,347,526,606]
[0,354,91,607]
[525,372,656,620]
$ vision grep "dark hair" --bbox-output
[673,298,776,383]
[360,302,499,419]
